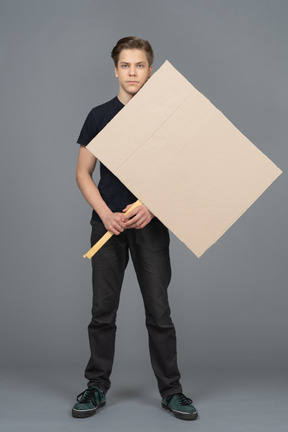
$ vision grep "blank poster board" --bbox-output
[87,61,282,257]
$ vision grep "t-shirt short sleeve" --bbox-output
[77,109,99,146]
[75,97,137,221]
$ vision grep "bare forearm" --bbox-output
[76,171,111,222]
[76,172,126,235]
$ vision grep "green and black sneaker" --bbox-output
[162,393,198,420]
[72,386,106,418]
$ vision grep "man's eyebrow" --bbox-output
[119,61,146,64]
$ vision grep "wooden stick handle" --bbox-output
[83,200,142,259]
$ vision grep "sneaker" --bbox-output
[72,386,106,418]
[162,393,198,420]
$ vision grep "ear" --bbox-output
[114,65,119,78]
[148,65,153,78]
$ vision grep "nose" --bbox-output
[129,66,136,76]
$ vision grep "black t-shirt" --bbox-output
[77,96,137,222]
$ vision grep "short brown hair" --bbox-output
[111,36,154,67]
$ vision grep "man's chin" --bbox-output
[127,88,140,96]
[128,85,145,95]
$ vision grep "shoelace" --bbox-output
[166,393,193,406]
[77,387,102,406]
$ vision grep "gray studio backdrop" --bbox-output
[1,0,287,385]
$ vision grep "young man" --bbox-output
[72,36,198,421]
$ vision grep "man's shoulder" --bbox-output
[78,97,123,146]
[90,96,122,116]
[87,96,124,131]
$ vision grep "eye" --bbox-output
[137,64,144,68]
[121,64,128,68]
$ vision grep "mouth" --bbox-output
[126,81,139,84]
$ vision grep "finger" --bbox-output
[128,216,149,229]
[107,222,124,235]
[124,214,141,227]
[116,220,126,231]
[123,208,141,222]
[136,220,148,229]
[122,204,133,213]
[108,227,120,235]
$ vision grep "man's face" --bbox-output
[115,49,152,100]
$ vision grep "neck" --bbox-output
[117,89,134,106]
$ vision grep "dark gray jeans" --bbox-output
[85,217,182,398]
